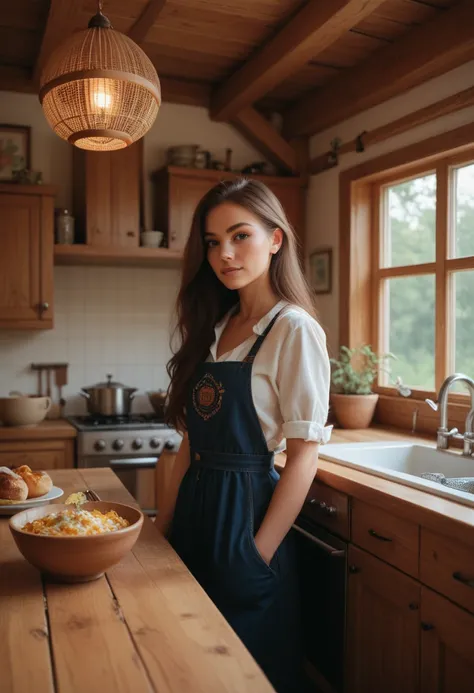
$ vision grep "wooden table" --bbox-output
[1,468,275,693]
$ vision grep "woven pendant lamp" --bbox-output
[39,2,161,151]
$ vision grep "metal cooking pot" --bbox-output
[80,374,137,416]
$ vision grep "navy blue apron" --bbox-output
[169,311,302,693]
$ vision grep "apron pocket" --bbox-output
[245,472,278,577]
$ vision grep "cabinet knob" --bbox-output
[408,602,419,611]
[126,231,135,237]
[421,622,434,631]
[39,302,49,315]
[170,231,177,241]
[348,565,360,574]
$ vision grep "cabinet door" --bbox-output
[420,586,474,693]
[110,143,141,248]
[168,176,215,250]
[0,439,74,470]
[346,545,420,693]
[0,194,50,328]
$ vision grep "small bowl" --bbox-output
[147,390,167,418]
[0,395,51,427]
[140,231,163,248]
[9,501,144,582]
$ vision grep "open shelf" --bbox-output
[54,244,183,269]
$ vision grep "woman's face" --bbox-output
[204,202,282,291]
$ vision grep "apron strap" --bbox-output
[242,309,284,365]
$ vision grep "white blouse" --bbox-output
[208,300,332,453]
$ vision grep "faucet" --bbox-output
[426,373,474,455]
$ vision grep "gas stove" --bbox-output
[68,413,168,432]
[68,414,182,457]
[69,413,182,516]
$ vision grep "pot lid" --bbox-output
[84,373,137,390]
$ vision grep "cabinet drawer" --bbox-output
[351,499,419,577]
[302,481,350,539]
[0,450,66,470]
[420,528,474,615]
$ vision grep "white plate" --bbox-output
[0,486,64,516]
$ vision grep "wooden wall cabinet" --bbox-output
[73,141,143,248]
[0,184,55,329]
[151,166,306,253]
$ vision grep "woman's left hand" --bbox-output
[254,535,273,566]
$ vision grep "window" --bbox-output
[374,157,474,394]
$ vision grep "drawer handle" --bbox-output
[421,622,434,631]
[309,499,337,516]
[453,571,474,588]
[368,528,393,542]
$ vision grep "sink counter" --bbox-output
[276,426,474,544]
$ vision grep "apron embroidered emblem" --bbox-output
[193,373,225,420]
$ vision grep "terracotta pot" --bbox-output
[330,393,379,429]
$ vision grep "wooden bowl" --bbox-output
[9,501,144,582]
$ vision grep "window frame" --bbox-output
[339,123,474,434]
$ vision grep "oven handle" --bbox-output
[292,522,345,557]
[109,457,158,470]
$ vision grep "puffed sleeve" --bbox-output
[277,316,332,444]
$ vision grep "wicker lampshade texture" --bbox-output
[39,13,161,151]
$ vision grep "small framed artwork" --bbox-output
[0,124,31,181]
[309,247,332,294]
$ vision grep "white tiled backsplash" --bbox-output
[0,266,180,415]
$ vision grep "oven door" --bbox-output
[292,515,347,693]
[79,455,158,516]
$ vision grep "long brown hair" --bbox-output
[166,178,316,431]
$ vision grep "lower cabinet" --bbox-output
[0,439,74,469]
[345,545,474,693]
[420,587,474,693]
[346,545,420,693]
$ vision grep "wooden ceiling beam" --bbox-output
[32,0,83,86]
[284,0,474,138]
[210,0,387,122]
[128,0,167,44]
[159,76,210,108]
[0,65,210,109]
[232,108,299,174]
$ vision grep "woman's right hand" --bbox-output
[155,433,190,536]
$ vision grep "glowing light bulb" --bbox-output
[93,91,112,109]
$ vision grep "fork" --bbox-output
[84,489,101,501]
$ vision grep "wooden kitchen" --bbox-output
[1,1,474,692]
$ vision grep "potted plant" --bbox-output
[330,345,394,429]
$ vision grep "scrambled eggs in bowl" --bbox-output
[22,507,130,536]
[9,500,144,582]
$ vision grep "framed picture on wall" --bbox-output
[309,247,332,294]
[0,124,31,181]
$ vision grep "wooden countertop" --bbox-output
[276,425,474,545]
[0,419,77,441]
[1,468,274,693]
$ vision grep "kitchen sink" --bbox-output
[320,442,474,508]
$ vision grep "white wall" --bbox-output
[307,61,474,356]
[0,93,262,410]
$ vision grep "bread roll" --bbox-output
[13,465,53,498]
[0,467,28,502]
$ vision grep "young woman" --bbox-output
[157,178,332,693]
